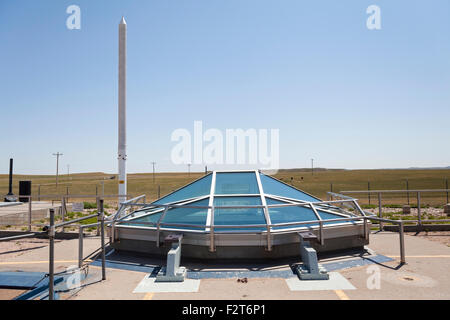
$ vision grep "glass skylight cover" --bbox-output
[123,170,354,231]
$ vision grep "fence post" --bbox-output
[417,191,421,227]
[378,192,383,231]
[399,221,406,265]
[48,208,55,300]
[78,226,83,268]
[446,178,448,204]
[96,196,100,236]
[99,199,106,281]
[28,196,32,232]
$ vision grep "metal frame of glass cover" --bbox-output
[111,171,368,244]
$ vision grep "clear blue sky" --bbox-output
[1,0,449,174]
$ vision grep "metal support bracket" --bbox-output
[295,232,329,281]
[155,234,186,282]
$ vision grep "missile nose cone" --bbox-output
[120,16,127,25]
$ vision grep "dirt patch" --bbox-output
[412,231,450,247]
[0,238,52,261]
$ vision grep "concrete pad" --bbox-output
[285,272,355,291]
[133,274,200,293]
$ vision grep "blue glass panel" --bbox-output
[260,174,320,202]
[123,210,163,227]
[318,210,349,225]
[215,172,259,195]
[213,196,266,231]
[153,174,212,204]
[266,198,319,229]
[161,198,209,230]
[267,198,351,229]
[126,199,209,230]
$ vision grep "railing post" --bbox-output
[48,208,55,300]
[319,220,324,245]
[378,192,383,231]
[399,221,406,265]
[78,226,83,268]
[96,196,100,236]
[363,217,368,240]
[209,207,215,252]
[28,196,32,232]
[156,206,169,247]
[99,199,106,280]
[417,191,422,227]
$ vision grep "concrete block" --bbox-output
[402,205,411,214]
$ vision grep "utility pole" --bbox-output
[67,164,70,180]
[52,152,63,188]
[311,158,314,176]
[151,162,156,183]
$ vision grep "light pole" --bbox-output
[188,163,191,177]
[151,162,156,183]
[52,152,63,188]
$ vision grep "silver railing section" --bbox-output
[0,199,111,300]
[338,189,450,230]
[0,193,132,233]
[111,194,406,264]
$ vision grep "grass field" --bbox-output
[1,168,449,207]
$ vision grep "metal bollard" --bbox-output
[417,192,422,226]
[28,197,32,232]
[48,208,55,300]
[378,192,383,231]
[99,199,106,280]
[399,221,406,265]
[78,226,83,268]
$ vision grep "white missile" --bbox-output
[118,17,127,204]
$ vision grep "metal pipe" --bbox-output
[399,221,406,264]
[51,213,99,229]
[0,233,42,242]
[99,199,106,280]
[156,206,169,247]
[28,197,32,232]
[78,226,83,268]
[417,191,421,226]
[319,220,324,245]
[378,192,383,231]
[48,208,55,300]
[209,207,215,252]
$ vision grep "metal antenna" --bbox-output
[151,162,156,183]
[52,152,63,187]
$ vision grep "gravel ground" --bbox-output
[366,207,450,218]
